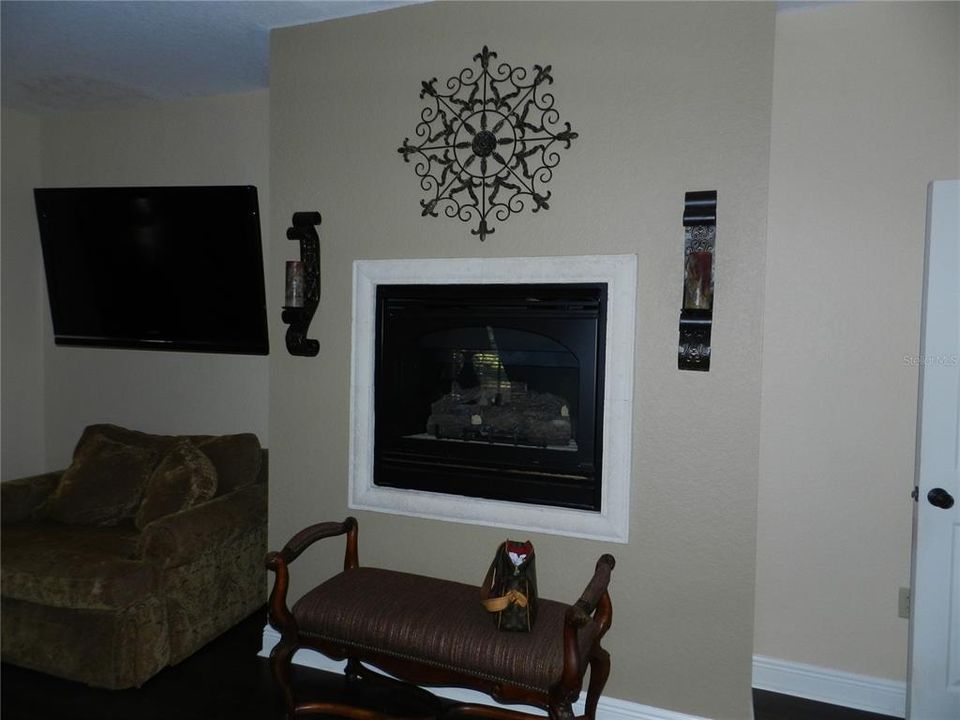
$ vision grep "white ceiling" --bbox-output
[1,1,421,111]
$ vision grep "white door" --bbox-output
[908,180,960,720]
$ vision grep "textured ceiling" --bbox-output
[1,1,420,111]
[1,1,841,112]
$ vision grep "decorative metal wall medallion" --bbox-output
[398,46,578,241]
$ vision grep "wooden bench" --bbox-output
[266,517,615,720]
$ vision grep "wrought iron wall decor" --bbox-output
[678,191,717,371]
[398,46,578,241]
[280,211,321,357]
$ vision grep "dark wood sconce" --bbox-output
[678,191,717,371]
[280,211,321,357]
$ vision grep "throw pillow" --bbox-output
[192,434,262,495]
[45,434,159,526]
[74,423,176,459]
[135,439,218,530]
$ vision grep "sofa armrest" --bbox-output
[139,482,267,567]
[1,471,63,524]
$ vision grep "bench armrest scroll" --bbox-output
[265,517,359,641]
[578,554,615,615]
[266,516,358,570]
[565,554,615,628]
[559,554,616,697]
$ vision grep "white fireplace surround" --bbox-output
[349,254,636,543]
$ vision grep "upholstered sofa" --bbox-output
[1,424,268,689]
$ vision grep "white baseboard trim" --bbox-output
[752,655,906,718]
[260,626,708,720]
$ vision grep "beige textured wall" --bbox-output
[36,91,271,468]
[268,3,774,718]
[755,2,960,681]
[1,108,46,479]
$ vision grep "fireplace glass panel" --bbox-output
[374,284,605,511]
[407,326,580,449]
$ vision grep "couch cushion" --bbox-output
[292,567,598,694]
[1,471,62,524]
[135,439,218,530]
[74,423,177,458]
[1,521,156,609]
[44,434,160,526]
[77,425,261,496]
[190,434,261,495]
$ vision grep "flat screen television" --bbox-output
[35,185,269,355]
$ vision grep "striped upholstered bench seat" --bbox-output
[266,517,615,720]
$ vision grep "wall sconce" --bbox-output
[678,190,717,371]
[280,211,321,356]
[285,260,305,308]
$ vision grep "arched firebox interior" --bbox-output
[374,283,606,511]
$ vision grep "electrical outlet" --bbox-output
[898,587,911,619]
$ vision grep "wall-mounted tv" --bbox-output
[35,185,269,355]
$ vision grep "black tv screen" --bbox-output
[35,185,269,355]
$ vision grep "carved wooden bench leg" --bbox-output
[295,700,416,719]
[270,640,298,718]
[548,700,576,720]
[345,658,453,711]
[345,657,364,683]
[584,647,610,720]
[442,703,563,720]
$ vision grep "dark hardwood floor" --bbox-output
[1,607,900,720]
[752,690,899,720]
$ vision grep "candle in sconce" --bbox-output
[285,260,305,308]
[683,250,714,311]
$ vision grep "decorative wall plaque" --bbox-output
[398,47,578,241]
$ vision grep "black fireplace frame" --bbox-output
[373,283,607,512]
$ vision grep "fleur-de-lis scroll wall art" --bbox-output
[398,47,578,241]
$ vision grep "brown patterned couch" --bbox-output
[266,517,615,720]
[1,424,267,689]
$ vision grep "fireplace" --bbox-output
[349,255,635,543]
[374,283,606,511]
